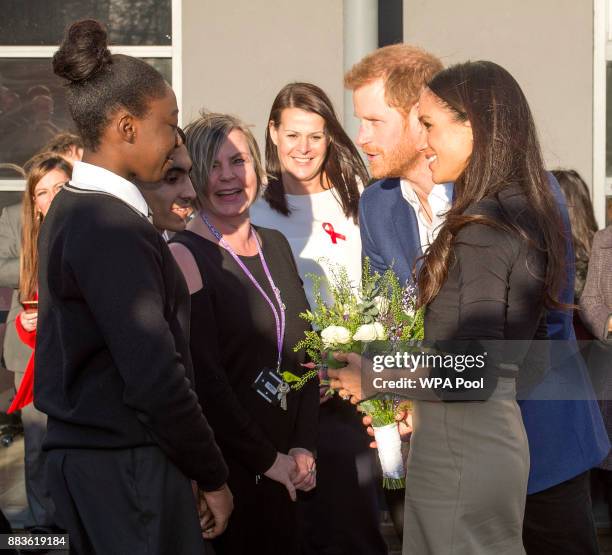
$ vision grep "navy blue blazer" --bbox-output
[359,176,610,494]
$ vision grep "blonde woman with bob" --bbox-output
[170,112,319,555]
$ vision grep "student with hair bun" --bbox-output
[34,19,232,554]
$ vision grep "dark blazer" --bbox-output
[359,176,610,494]
[359,178,420,284]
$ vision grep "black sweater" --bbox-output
[34,185,228,491]
[171,228,318,477]
[425,187,550,400]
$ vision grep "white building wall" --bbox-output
[181,0,345,150]
[404,0,594,187]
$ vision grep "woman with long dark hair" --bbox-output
[252,82,368,307]
[408,60,566,554]
[251,83,387,555]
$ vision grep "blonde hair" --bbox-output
[184,111,266,209]
[19,152,72,301]
[344,44,443,115]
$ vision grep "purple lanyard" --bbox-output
[200,212,286,373]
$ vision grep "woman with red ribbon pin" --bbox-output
[170,112,318,555]
[251,82,368,309]
[251,83,387,555]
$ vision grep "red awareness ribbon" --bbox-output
[322,222,346,244]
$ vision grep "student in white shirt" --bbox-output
[36,19,232,554]
[251,82,387,555]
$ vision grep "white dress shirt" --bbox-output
[400,180,453,253]
[69,161,150,218]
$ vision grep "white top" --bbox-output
[251,188,362,310]
[400,180,453,253]
[70,161,150,217]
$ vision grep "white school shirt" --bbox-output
[400,180,453,253]
[251,188,362,310]
[69,161,150,218]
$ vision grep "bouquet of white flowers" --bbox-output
[294,259,424,489]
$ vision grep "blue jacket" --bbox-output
[359,176,610,494]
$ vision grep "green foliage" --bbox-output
[281,369,319,391]
[293,258,422,492]
[358,398,397,427]
[293,258,425,364]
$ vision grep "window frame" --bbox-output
[0,0,182,192]
[595,0,610,227]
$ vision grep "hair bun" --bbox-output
[52,19,112,83]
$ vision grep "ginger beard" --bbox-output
[368,117,422,180]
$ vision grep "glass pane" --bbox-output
[1,0,171,46]
[0,58,171,176]
[606,62,612,176]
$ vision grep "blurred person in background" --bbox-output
[552,169,599,303]
[0,163,29,386]
[1,131,83,425]
[7,152,71,535]
[41,131,84,165]
[580,224,612,526]
[4,130,82,351]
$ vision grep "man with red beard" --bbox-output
[337,44,609,555]
[344,44,444,542]
[347,46,451,282]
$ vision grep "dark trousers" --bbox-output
[523,470,599,555]
[594,468,612,524]
[0,508,17,555]
[47,445,207,555]
[298,397,387,555]
[15,371,56,529]
[213,465,298,555]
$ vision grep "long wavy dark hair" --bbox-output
[552,169,597,263]
[417,61,566,309]
[552,169,598,299]
[264,82,368,223]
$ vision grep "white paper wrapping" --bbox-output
[373,423,405,479]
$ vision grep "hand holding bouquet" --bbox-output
[294,259,424,489]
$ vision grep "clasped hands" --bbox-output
[264,448,316,502]
[193,447,315,537]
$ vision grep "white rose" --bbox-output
[353,322,387,342]
[321,325,352,347]
[374,296,389,315]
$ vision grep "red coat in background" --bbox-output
[7,300,37,413]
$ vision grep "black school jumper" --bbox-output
[35,185,228,555]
